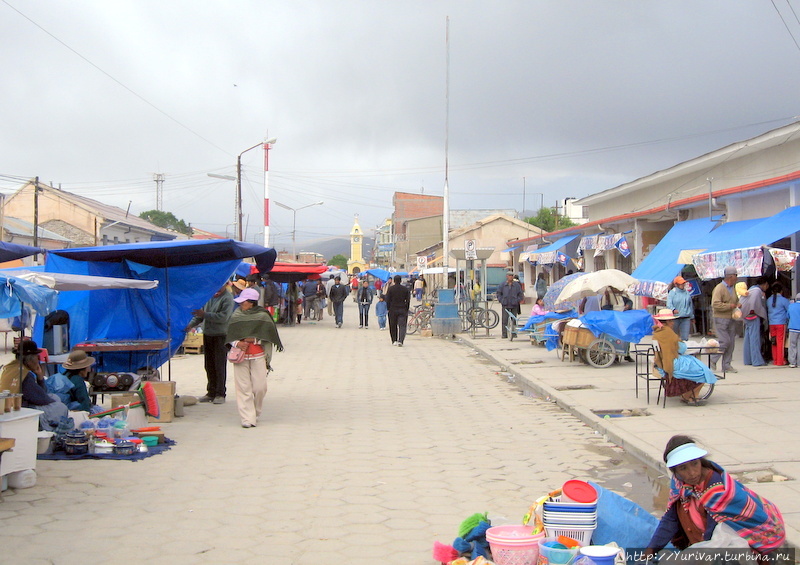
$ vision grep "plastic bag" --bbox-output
[680,523,751,565]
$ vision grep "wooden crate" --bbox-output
[182,333,203,354]
[561,325,595,348]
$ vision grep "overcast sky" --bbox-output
[3,1,800,251]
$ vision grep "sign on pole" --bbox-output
[465,239,477,260]
[416,256,428,270]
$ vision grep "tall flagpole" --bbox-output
[442,16,451,288]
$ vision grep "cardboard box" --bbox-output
[147,381,175,423]
[110,393,138,410]
[108,383,175,423]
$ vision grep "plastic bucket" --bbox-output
[561,480,598,504]
[578,545,621,565]
[486,525,545,565]
[537,537,581,565]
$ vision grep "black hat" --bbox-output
[14,340,42,357]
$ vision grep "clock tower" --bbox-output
[347,215,368,274]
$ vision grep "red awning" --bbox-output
[266,262,328,283]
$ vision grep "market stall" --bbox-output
[43,239,276,373]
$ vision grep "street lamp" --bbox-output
[273,200,324,259]
[211,137,276,244]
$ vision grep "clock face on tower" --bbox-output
[353,236,360,243]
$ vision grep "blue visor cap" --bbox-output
[666,443,708,468]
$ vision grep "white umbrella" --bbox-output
[15,271,158,291]
[556,269,638,303]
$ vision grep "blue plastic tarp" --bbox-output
[49,239,277,272]
[701,205,800,252]
[42,240,275,372]
[0,242,45,263]
[521,311,575,332]
[579,309,653,344]
[364,268,408,282]
[632,219,715,283]
[0,274,59,318]
[589,481,659,549]
[532,234,580,255]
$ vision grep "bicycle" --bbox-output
[407,304,434,335]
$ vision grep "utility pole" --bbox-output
[33,177,40,261]
[553,199,562,231]
[153,173,165,211]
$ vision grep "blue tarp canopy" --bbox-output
[532,234,579,255]
[363,268,408,282]
[580,309,653,344]
[701,205,800,252]
[50,239,276,272]
[0,242,45,263]
[632,219,715,283]
[44,240,277,372]
[0,274,58,318]
[502,245,521,252]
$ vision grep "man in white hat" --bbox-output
[710,266,740,373]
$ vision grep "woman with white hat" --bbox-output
[645,435,785,557]
[652,308,717,406]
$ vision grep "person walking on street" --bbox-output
[375,295,388,330]
[535,272,548,300]
[497,272,524,339]
[302,278,319,320]
[666,276,694,341]
[357,279,374,328]
[710,266,740,373]
[741,277,769,367]
[325,274,336,317]
[374,277,383,297]
[328,276,349,328]
[385,274,411,346]
[787,293,800,367]
[314,278,327,321]
[225,288,284,428]
[351,275,359,302]
[767,282,790,366]
[184,284,235,404]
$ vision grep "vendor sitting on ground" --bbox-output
[645,435,785,557]
[530,297,548,317]
[60,349,102,413]
[1,340,68,430]
[652,308,717,406]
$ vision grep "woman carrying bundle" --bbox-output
[226,288,284,429]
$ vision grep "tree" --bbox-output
[525,207,576,232]
[328,254,348,269]
[140,210,193,235]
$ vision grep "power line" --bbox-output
[1,0,231,156]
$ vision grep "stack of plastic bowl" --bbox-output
[542,480,598,546]
[538,537,582,565]
[485,525,546,565]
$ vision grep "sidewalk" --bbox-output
[0,298,796,563]
[459,310,800,547]
[0,301,662,564]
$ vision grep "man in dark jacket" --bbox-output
[302,279,319,320]
[496,272,524,338]
[384,275,411,346]
[356,279,374,328]
[328,276,349,328]
[184,285,235,404]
